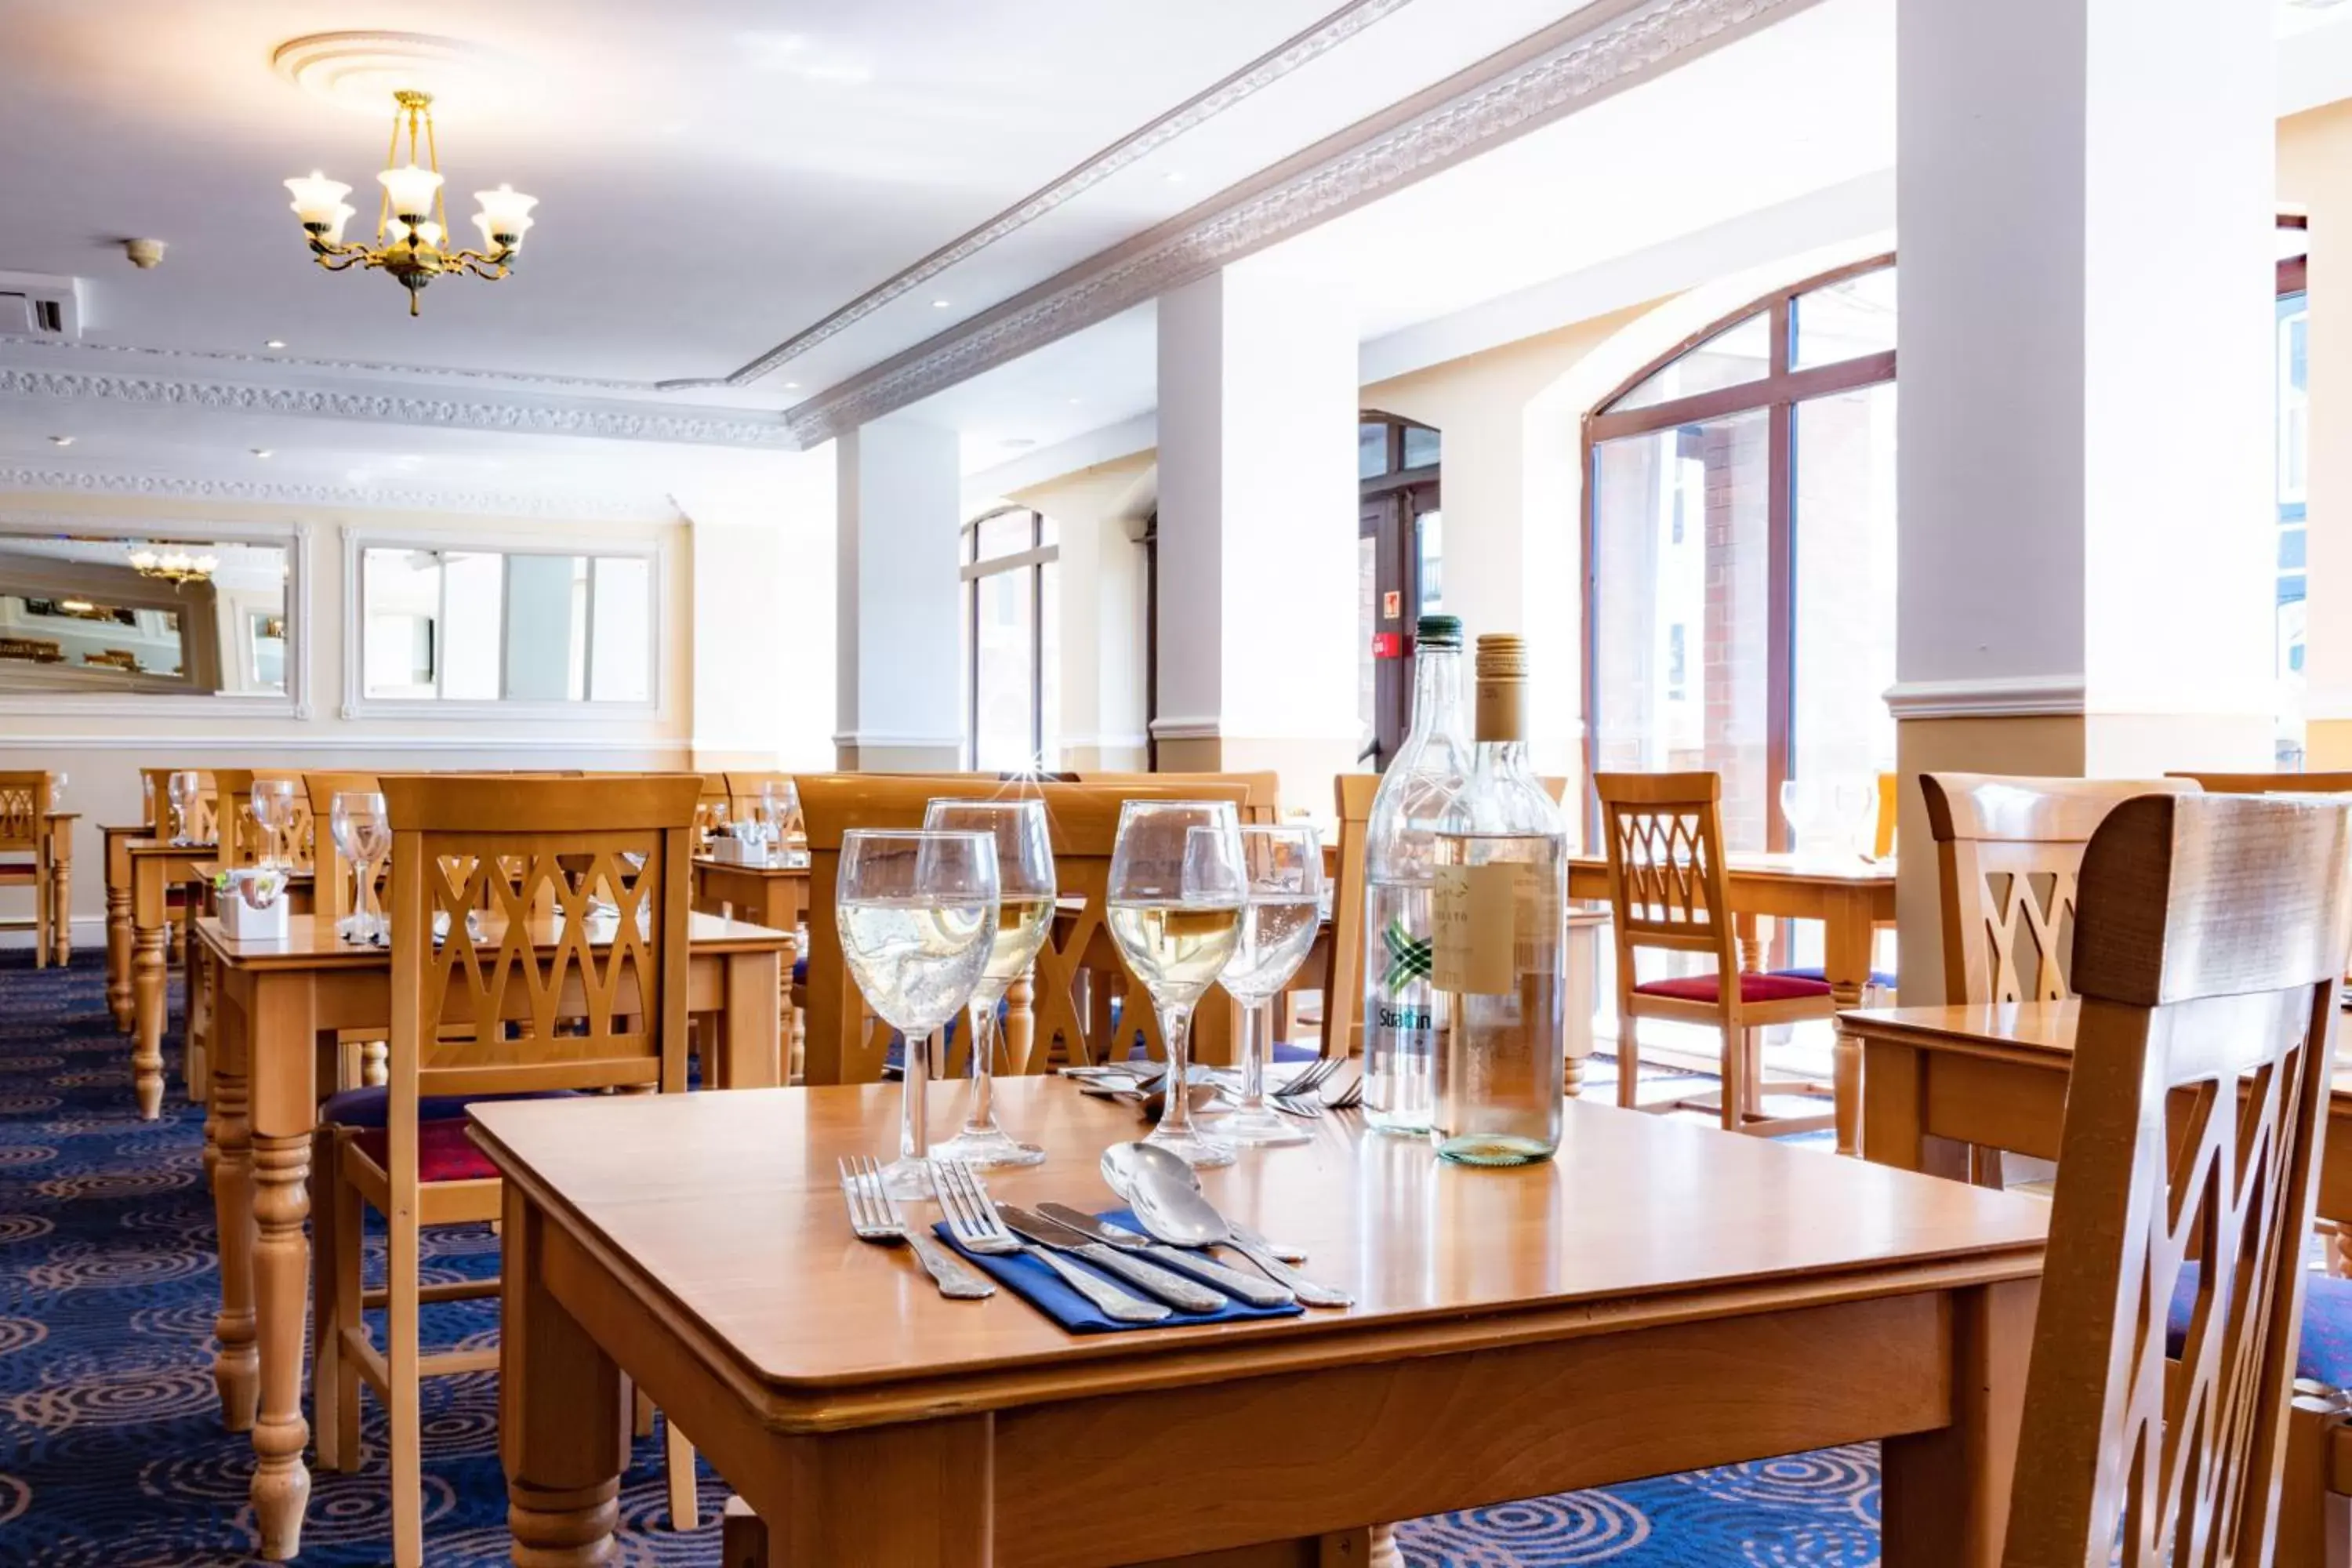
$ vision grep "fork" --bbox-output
[1280,1056,1345,1098]
[837,1156,994,1301]
[932,1160,1169,1323]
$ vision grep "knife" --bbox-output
[1035,1203,1297,1309]
[996,1204,1229,1313]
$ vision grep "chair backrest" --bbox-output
[0,771,53,855]
[2171,770,2352,796]
[140,765,216,843]
[1072,771,1283,822]
[2005,791,2352,1564]
[303,771,383,920]
[797,773,1252,1083]
[210,767,317,872]
[1872,771,1897,861]
[692,773,733,837]
[1919,773,2201,1004]
[1325,771,1570,1059]
[1593,771,1740,995]
[377,774,699,1105]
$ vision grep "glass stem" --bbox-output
[963,997,997,1136]
[902,1025,933,1164]
[1237,998,1272,1113]
[1156,1001,1197,1136]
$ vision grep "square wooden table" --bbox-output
[474,1080,2045,1566]
[195,908,793,1560]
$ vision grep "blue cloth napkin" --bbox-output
[929,1207,1305,1334]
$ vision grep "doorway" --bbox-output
[1358,413,1442,769]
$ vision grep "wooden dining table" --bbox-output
[119,837,223,1119]
[31,808,74,967]
[194,907,794,1561]
[473,1077,2045,1566]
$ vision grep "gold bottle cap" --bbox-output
[1475,634,1528,681]
[1473,634,1526,742]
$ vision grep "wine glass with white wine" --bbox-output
[1105,800,1247,1168]
[837,829,1000,1198]
[1208,822,1324,1148]
[922,798,1055,1168]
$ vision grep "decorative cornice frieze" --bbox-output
[787,0,1813,446]
[0,333,683,397]
[664,0,1419,391]
[0,365,793,449]
[0,467,681,524]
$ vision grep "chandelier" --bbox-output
[128,547,218,586]
[284,89,536,316]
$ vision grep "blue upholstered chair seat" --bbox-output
[2165,1264,2352,1387]
[1773,964,1899,991]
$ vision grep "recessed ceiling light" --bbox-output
[250,448,274,459]
[931,298,951,309]
[1164,171,1186,183]
[999,437,1036,450]
[47,435,74,447]
[783,381,800,390]
[264,339,288,350]
[1067,397,1083,406]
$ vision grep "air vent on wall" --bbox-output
[0,273,85,340]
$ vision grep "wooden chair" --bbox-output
[1871,770,1897,861]
[1920,772,2201,1006]
[1595,771,1837,1134]
[797,775,1253,1083]
[0,772,56,967]
[310,774,704,1566]
[138,765,217,974]
[1073,769,1283,822]
[2169,769,2352,796]
[1996,790,2352,1563]
[209,767,316,873]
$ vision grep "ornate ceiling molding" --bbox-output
[0,334,694,398]
[0,468,681,524]
[786,0,1817,447]
[659,0,1421,392]
[0,365,793,449]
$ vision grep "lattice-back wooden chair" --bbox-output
[137,764,217,844]
[1073,769,1282,822]
[797,775,1254,1084]
[310,773,703,1566]
[1920,772,2201,1006]
[2169,769,2352,796]
[1991,790,2352,1565]
[210,767,318,873]
[1595,771,1838,1134]
[0,771,56,968]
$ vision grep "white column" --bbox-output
[1154,261,1360,804]
[2283,107,2352,769]
[1891,0,2276,998]
[836,417,963,771]
[679,448,837,769]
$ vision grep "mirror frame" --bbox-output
[0,512,312,719]
[337,524,669,721]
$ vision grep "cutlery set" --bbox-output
[1068,1057,1362,1120]
[840,1145,1352,1319]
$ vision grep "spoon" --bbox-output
[1106,1145,1351,1307]
[1100,1142,1308,1263]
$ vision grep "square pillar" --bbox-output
[836,418,963,771]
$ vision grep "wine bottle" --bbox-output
[1360,615,1471,1134]
[1432,634,1568,1166]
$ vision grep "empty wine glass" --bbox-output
[1210,823,1324,1149]
[762,779,800,855]
[165,771,201,847]
[837,829,1000,1198]
[923,798,1054,1169]
[329,791,390,943]
[45,770,66,811]
[702,799,728,848]
[249,779,296,870]
[1105,800,1247,1168]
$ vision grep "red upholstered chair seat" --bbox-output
[1632,970,1835,1005]
[350,1118,499,1185]
[0,860,38,883]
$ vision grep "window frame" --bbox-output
[1580,253,1897,849]
[961,506,1060,771]
[339,525,668,720]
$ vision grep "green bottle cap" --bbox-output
[1416,615,1463,648]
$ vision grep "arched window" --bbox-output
[960,506,1060,771]
[1583,258,1896,850]
[1359,411,1442,768]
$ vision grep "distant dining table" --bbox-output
[194,907,794,1560]
[118,836,221,1119]
[474,1077,2046,1566]
[35,808,73,967]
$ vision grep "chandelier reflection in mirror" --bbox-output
[284,90,537,316]
[128,547,218,586]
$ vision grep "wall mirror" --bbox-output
[0,531,294,699]
[356,543,655,706]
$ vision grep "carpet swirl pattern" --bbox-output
[0,949,1880,1565]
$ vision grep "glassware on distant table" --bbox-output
[45,770,66,811]
[166,771,201,847]
[837,829,1000,1198]
[702,800,728,848]
[1210,822,1324,1148]
[1105,800,1247,1168]
[760,779,800,857]
[249,779,296,870]
[329,791,391,942]
[922,798,1054,1169]
[1779,775,1875,858]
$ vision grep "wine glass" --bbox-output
[762,779,800,848]
[923,798,1054,1169]
[165,771,201,847]
[1209,823,1324,1149]
[329,791,390,943]
[250,779,296,870]
[702,799,728,848]
[837,829,1000,1198]
[45,770,66,812]
[1105,800,1247,1168]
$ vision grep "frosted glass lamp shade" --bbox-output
[285,172,353,227]
[472,183,538,238]
[376,162,445,219]
[474,209,533,251]
[411,220,444,249]
[321,203,358,245]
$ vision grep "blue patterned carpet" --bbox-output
[0,948,1879,1566]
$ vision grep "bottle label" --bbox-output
[1432,863,1521,996]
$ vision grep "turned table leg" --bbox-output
[209,1037,258,1432]
[107,886,134,1032]
[47,851,69,967]
[250,1131,314,1559]
[131,923,167,1120]
[502,1183,628,1566]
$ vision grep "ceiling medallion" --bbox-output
[283,89,537,316]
